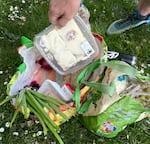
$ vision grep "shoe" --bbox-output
[106,10,150,35]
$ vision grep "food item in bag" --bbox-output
[83,68,128,116]
[35,16,99,75]
[38,80,73,102]
[40,19,94,71]
[30,67,56,87]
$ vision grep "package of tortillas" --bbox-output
[34,15,99,75]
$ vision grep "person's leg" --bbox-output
[106,0,150,35]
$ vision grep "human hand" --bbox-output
[48,0,81,27]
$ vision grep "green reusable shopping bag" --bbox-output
[80,96,149,138]
[73,59,150,138]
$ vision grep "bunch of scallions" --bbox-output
[0,88,73,144]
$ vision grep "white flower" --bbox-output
[24,130,28,135]
[126,134,129,139]
[10,6,13,11]
[35,120,39,124]
[34,141,39,144]
[22,0,26,3]
[141,63,147,69]
[20,16,26,22]
[142,39,147,43]
[0,127,5,133]
[0,137,2,141]
[0,71,3,74]
[44,136,47,140]
[36,131,42,136]
[32,133,36,137]
[14,6,18,11]
[139,68,144,74]
[94,9,97,13]
[4,81,8,85]
[5,122,10,128]
[8,14,15,21]
[13,132,19,136]
[12,11,16,14]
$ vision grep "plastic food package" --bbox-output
[34,15,99,75]
[38,80,73,102]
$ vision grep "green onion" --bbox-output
[28,104,48,135]
[29,89,66,106]
[25,89,60,130]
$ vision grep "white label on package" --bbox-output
[81,41,95,57]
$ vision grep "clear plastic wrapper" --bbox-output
[34,15,99,75]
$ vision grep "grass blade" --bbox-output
[0,95,16,106]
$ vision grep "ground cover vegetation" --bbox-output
[0,0,150,143]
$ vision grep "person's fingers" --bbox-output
[57,12,73,27]
[57,17,70,27]
[49,12,60,24]
[48,4,64,24]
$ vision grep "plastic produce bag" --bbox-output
[2,17,104,143]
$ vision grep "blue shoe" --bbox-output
[106,10,150,35]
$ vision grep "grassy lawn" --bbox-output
[0,0,150,143]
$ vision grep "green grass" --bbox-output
[0,0,150,143]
